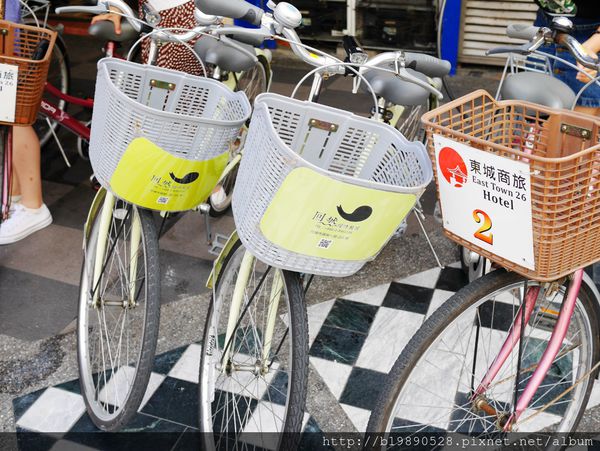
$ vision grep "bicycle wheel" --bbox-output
[209,57,269,217]
[460,246,492,282]
[367,270,599,443]
[392,97,430,143]
[32,32,70,148]
[78,194,161,431]
[199,240,308,450]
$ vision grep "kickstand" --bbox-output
[199,203,228,256]
[414,202,443,269]
[47,117,71,168]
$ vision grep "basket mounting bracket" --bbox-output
[560,123,592,139]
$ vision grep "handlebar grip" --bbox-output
[195,0,263,26]
[55,5,108,15]
[506,24,540,40]
[403,53,451,78]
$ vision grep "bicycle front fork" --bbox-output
[91,191,142,308]
[472,269,584,430]
[220,250,284,374]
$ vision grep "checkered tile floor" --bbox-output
[13,264,600,445]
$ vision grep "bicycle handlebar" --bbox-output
[403,53,451,78]
[195,0,263,27]
[58,0,447,100]
[506,24,540,41]
[556,33,599,70]
[56,0,142,32]
[490,18,600,71]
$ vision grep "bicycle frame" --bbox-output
[39,84,93,142]
[470,269,585,430]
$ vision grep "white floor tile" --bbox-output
[16,388,85,433]
[343,284,390,307]
[426,289,455,318]
[96,366,164,410]
[307,299,335,347]
[397,268,442,289]
[586,381,600,408]
[50,440,99,451]
[355,308,423,374]
[309,357,353,399]
[340,403,371,432]
[168,343,202,383]
[139,372,166,410]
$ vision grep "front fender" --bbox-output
[82,187,107,248]
[206,230,241,289]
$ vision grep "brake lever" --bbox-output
[487,34,545,56]
[487,43,532,56]
[397,67,443,100]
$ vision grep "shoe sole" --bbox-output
[0,215,53,245]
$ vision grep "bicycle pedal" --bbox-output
[208,233,229,256]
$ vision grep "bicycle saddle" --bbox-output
[88,21,139,43]
[362,68,430,106]
[194,38,257,73]
[501,72,576,109]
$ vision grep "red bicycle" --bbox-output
[0,10,143,219]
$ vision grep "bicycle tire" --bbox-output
[198,240,308,449]
[31,30,70,148]
[78,196,161,431]
[367,270,600,445]
[208,56,269,217]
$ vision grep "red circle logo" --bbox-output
[438,146,468,188]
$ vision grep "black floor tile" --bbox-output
[382,282,434,314]
[477,299,516,332]
[338,367,386,411]
[141,377,198,428]
[153,346,189,375]
[262,371,289,406]
[69,411,185,434]
[54,379,81,396]
[13,431,58,451]
[12,388,46,422]
[435,267,469,292]
[309,325,368,366]
[323,299,378,334]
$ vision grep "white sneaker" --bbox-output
[0,203,52,244]
[8,196,21,215]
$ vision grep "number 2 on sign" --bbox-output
[473,209,493,245]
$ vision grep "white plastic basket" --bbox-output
[89,58,251,211]
[233,93,433,277]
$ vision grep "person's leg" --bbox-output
[12,125,42,209]
[0,126,51,244]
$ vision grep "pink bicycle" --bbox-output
[366,19,600,446]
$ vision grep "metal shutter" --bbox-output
[459,0,538,65]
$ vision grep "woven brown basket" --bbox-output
[422,90,600,282]
[0,20,56,125]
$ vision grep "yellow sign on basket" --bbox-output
[110,137,228,211]
[260,167,417,261]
